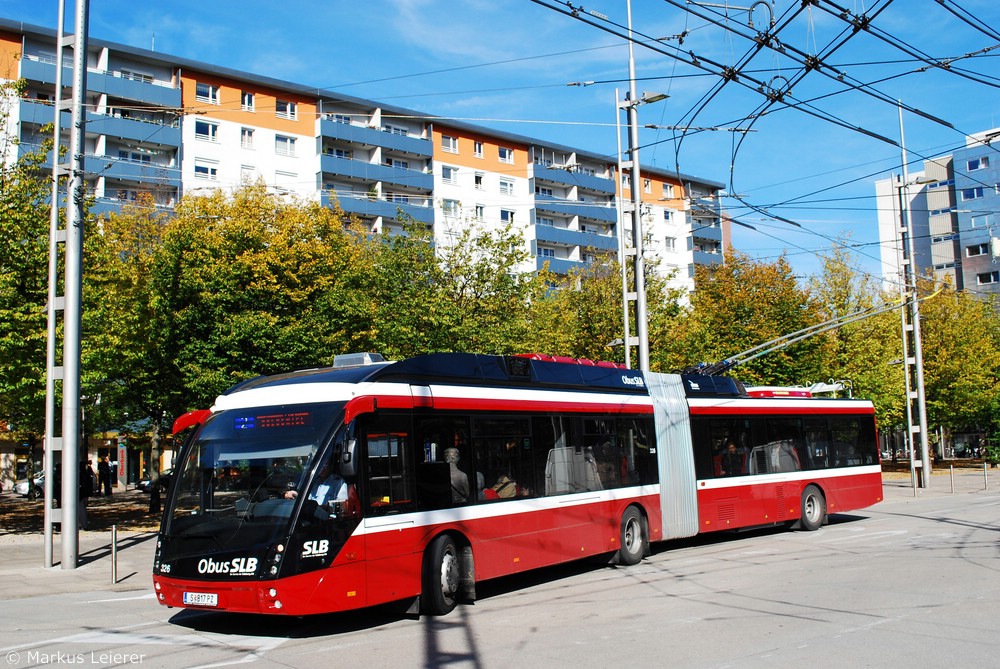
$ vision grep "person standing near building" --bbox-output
[98,456,113,496]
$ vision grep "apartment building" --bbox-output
[0,17,725,292]
[876,128,1000,294]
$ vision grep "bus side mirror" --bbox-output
[340,439,357,478]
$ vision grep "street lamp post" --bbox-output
[617,0,667,372]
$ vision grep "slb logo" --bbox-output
[302,540,329,558]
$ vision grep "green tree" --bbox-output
[530,253,683,366]
[919,283,1000,431]
[661,251,824,385]
[808,245,905,429]
[0,78,55,461]
[436,223,547,355]
[153,185,362,408]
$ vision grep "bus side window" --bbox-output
[361,413,415,515]
[618,417,657,485]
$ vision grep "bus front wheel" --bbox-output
[422,534,460,616]
[799,484,827,531]
[617,507,646,565]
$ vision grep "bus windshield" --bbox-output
[163,402,345,549]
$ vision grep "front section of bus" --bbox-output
[152,399,367,615]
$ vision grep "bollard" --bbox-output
[985,463,990,491]
[111,524,118,584]
[950,465,954,494]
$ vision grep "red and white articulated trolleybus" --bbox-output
[152,352,882,616]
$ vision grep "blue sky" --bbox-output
[4,0,999,283]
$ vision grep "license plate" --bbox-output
[183,591,219,607]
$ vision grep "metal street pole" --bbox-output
[625,0,650,372]
[44,0,68,569]
[61,0,90,568]
[614,87,632,370]
[897,104,931,488]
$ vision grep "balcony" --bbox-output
[321,191,434,224]
[319,118,432,157]
[535,255,589,275]
[691,221,723,243]
[535,194,617,224]
[89,155,181,188]
[18,99,181,147]
[89,196,176,218]
[533,165,615,194]
[20,57,180,107]
[534,224,618,252]
[692,249,723,267]
[320,154,433,190]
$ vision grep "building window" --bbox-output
[275,135,296,157]
[971,215,991,228]
[474,204,485,220]
[537,217,555,226]
[500,209,515,223]
[118,150,151,164]
[500,179,514,195]
[967,243,990,257]
[333,113,352,124]
[241,91,255,112]
[498,147,514,164]
[443,199,460,216]
[383,124,409,136]
[195,82,220,105]
[275,170,297,192]
[535,186,553,197]
[194,120,219,142]
[474,173,484,190]
[240,127,254,149]
[644,179,652,194]
[962,187,984,201]
[968,157,989,171]
[442,165,458,184]
[474,141,484,158]
[442,135,458,153]
[241,165,255,182]
[663,210,673,222]
[194,159,219,181]
[663,184,676,198]
[538,246,555,258]
[977,271,999,285]
[384,157,410,170]
[120,69,153,84]
[275,99,297,120]
[389,193,410,204]
[665,236,677,251]
[333,148,353,159]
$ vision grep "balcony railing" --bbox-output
[534,194,617,223]
[533,164,615,194]
[319,117,432,157]
[320,153,433,190]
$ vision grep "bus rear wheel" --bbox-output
[799,484,827,531]
[422,534,460,616]
[617,507,646,565]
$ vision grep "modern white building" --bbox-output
[1,17,726,292]
[876,128,1000,294]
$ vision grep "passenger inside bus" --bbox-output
[444,447,470,503]
[718,439,745,476]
